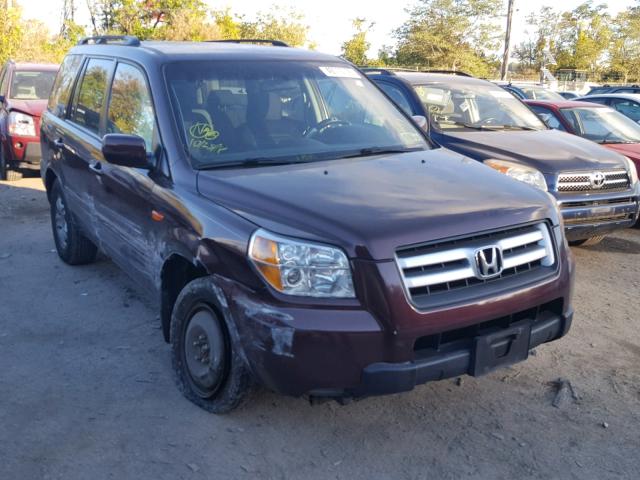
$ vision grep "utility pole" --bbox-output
[500,0,515,81]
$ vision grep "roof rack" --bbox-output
[425,70,473,77]
[359,67,422,75]
[360,67,474,78]
[77,35,140,46]
[207,39,289,47]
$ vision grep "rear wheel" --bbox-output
[569,235,605,247]
[171,277,252,413]
[0,149,22,181]
[50,180,98,265]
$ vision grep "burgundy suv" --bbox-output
[41,37,575,413]
[0,61,58,180]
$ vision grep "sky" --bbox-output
[17,0,638,57]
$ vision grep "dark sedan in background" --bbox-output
[364,69,640,245]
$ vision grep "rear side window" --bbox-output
[70,58,113,134]
[106,63,155,152]
[48,55,83,118]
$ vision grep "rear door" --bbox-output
[94,61,160,286]
[57,57,115,237]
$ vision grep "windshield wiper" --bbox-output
[338,146,424,159]
[448,121,537,131]
[198,157,312,170]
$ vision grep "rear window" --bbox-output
[10,70,57,100]
[48,55,83,118]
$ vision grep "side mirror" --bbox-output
[101,134,151,169]
[0,95,5,105]
[412,115,429,133]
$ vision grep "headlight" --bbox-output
[484,158,548,191]
[623,156,639,185]
[8,111,36,137]
[248,229,355,298]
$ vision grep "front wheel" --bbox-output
[50,180,98,265]
[171,277,252,413]
[0,148,22,181]
[569,235,605,247]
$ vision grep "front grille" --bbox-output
[396,223,557,309]
[556,169,630,192]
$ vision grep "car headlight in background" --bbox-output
[249,229,355,298]
[623,156,639,185]
[484,158,548,191]
[8,111,36,137]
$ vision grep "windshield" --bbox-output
[10,70,57,100]
[164,61,428,168]
[560,107,640,144]
[518,86,565,101]
[413,82,546,131]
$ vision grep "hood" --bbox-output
[437,128,628,173]
[7,99,48,118]
[197,149,557,260]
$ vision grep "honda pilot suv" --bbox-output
[41,37,574,413]
[365,69,640,246]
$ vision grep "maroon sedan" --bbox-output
[0,61,58,180]
[525,99,640,178]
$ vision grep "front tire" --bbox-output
[50,180,98,265]
[171,277,252,414]
[569,235,605,247]
[0,148,22,181]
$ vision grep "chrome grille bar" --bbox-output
[556,169,630,192]
[396,223,556,302]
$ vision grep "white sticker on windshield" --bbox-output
[490,90,514,98]
[319,66,361,78]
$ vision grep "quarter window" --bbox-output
[48,54,83,118]
[70,58,113,134]
[107,63,155,151]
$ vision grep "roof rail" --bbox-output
[361,67,474,78]
[77,35,141,46]
[207,39,290,47]
[426,70,473,77]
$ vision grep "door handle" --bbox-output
[53,138,75,154]
[89,161,103,175]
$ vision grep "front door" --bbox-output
[94,61,161,288]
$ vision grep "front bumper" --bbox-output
[7,135,41,169]
[554,185,640,240]
[355,309,571,397]
[214,242,574,398]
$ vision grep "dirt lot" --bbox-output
[1,177,639,480]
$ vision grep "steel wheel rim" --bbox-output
[54,196,69,250]
[183,305,227,397]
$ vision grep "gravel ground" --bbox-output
[1,177,639,480]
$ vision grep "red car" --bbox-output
[525,99,640,177]
[0,61,58,180]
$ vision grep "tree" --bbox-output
[554,2,611,71]
[341,18,373,66]
[608,5,640,82]
[0,3,23,64]
[237,8,309,47]
[392,0,503,77]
